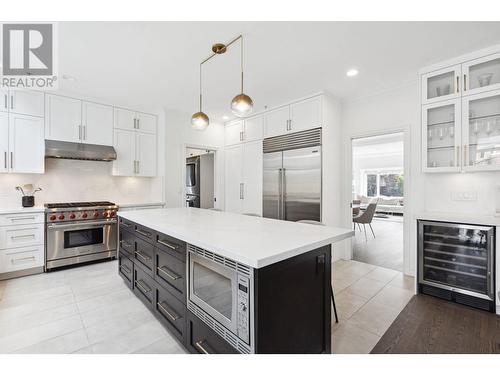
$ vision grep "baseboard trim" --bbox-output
[0,266,44,281]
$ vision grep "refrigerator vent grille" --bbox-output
[188,244,252,277]
[263,127,322,153]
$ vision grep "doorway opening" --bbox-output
[185,147,216,209]
[351,132,405,272]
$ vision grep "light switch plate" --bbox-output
[451,191,478,201]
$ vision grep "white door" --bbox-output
[9,114,45,173]
[112,129,136,176]
[9,90,45,117]
[461,89,500,172]
[421,65,462,104]
[242,141,263,216]
[224,145,243,214]
[264,106,289,138]
[136,112,157,134]
[462,52,500,97]
[45,94,82,142]
[82,101,113,146]
[114,108,137,131]
[243,115,264,143]
[0,113,8,172]
[422,98,461,173]
[225,121,243,146]
[289,96,322,132]
[136,132,157,177]
[0,89,8,113]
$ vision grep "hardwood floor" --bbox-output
[371,294,500,354]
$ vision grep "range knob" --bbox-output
[93,212,99,218]
[49,215,56,221]
[103,212,109,218]
[110,211,116,217]
[82,213,88,219]
[58,215,65,220]
[69,214,76,219]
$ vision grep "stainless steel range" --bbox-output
[45,201,118,270]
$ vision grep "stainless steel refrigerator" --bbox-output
[263,129,322,221]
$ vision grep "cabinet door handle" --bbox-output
[239,183,243,199]
[11,256,35,264]
[10,95,14,110]
[135,280,152,294]
[157,239,178,250]
[10,152,13,169]
[10,216,36,221]
[119,264,131,274]
[137,160,140,174]
[135,228,151,238]
[120,221,131,228]
[157,266,181,281]
[120,240,132,248]
[464,145,468,166]
[456,146,460,167]
[84,125,87,140]
[456,76,460,93]
[157,301,181,321]
[194,340,213,354]
[133,118,137,129]
[4,151,6,169]
[137,118,140,129]
[11,234,36,240]
[4,94,7,110]
[78,125,82,140]
[464,74,467,91]
[135,250,151,262]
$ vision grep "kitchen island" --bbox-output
[117,207,353,354]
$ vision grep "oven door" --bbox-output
[46,220,117,261]
[188,252,238,335]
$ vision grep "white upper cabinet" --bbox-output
[136,132,157,177]
[243,115,264,143]
[289,96,322,132]
[225,120,244,146]
[8,114,45,173]
[421,65,462,105]
[114,108,137,131]
[112,129,136,176]
[45,94,81,143]
[264,106,289,138]
[0,113,8,173]
[463,52,500,96]
[82,101,113,146]
[9,90,45,117]
[136,112,157,134]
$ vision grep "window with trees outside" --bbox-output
[364,169,404,197]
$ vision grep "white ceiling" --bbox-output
[57,22,500,122]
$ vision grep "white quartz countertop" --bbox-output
[414,211,500,226]
[0,205,45,215]
[118,208,353,268]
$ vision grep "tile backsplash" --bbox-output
[0,158,163,207]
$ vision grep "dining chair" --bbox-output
[297,219,339,324]
[352,201,378,241]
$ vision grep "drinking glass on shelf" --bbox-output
[473,121,480,135]
[449,126,454,138]
[486,120,492,135]
[439,128,444,140]
[428,129,433,140]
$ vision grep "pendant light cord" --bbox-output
[199,62,202,112]
[240,36,244,94]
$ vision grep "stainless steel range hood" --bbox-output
[45,140,117,161]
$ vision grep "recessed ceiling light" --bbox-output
[346,69,359,77]
[222,115,229,121]
[62,74,77,81]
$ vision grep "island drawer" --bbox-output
[155,232,186,262]
[186,311,238,354]
[154,246,186,301]
[118,217,134,233]
[133,267,154,307]
[134,223,155,244]
[118,252,134,289]
[119,229,135,257]
[133,237,154,276]
[155,285,186,343]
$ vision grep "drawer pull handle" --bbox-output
[11,256,36,264]
[157,239,178,250]
[120,240,132,248]
[120,221,131,227]
[157,266,181,281]
[157,301,181,321]
[135,250,151,262]
[135,280,152,294]
[194,340,213,354]
[119,265,131,274]
[135,229,151,237]
[9,216,36,221]
[11,234,36,240]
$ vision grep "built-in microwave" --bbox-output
[187,244,254,353]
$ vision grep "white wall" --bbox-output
[164,109,225,209]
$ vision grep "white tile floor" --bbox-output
[331,259,415,354]
[0,258,414,354]
[0,260,187,354]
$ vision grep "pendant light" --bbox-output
[230,36,253,117]
[191,63,209,130]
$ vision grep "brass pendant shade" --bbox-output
[191,35,254,129]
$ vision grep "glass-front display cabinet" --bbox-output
[462,90,500,171]
[421,65,461,104]
[422,98,461,172]
[463,52,500,96]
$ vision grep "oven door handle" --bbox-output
[46,220,117,230]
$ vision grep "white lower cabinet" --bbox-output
[0,224,44,250]
[0,113,45,174]
[0,245,44,274]
[112,129,157,177]
[224,140,263,216]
